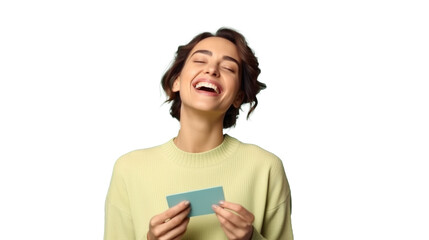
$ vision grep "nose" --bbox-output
[205,63,220,77]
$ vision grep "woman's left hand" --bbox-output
[212,201,255,240]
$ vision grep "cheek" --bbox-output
[230,76,241,92]
[185,66,200,77]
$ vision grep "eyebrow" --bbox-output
[191,49,240,66]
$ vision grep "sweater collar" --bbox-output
[162,134,239,168]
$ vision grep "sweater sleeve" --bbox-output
[251,197,293,240]
[104,157,136,240]
[252,157,294,240]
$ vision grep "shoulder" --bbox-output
[231,135,285,170]
[113,140,170,172]
[231,136,291,200]
[239,142,279,159]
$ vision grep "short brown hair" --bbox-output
[161,27,266,128]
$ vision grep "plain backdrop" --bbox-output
[1,0,428,239]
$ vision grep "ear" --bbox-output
[233,91,244,108]
[172,76,181,92]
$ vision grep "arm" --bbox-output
[104,159,135,240]
[253,193,293,240]
[256,158,293,240]
[104,158,191,240]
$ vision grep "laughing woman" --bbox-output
[104,27,293,240]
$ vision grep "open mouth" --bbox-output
[194,81,221,94]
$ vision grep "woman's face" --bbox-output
[173,37,243,118]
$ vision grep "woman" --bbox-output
[104,27,293,240]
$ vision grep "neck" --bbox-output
[174,109,225,153]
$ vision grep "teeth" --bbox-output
[196,82,219,94]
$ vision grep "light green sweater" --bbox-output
[104,135,293,240]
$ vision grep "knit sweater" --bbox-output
[104,135,293,240]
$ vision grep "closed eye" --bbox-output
[222,66,236,73]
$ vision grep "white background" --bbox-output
[1,0,428,239]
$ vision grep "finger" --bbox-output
[156,207,190,238]
[214,207,254,240]
[149,202,190,238]
[214,214,237,238]
[149,208,190,238]
[215,211,254,239]
[219,201,255,223]
[212,204,247,229]
[152,201,190,225]
[163,207,190,229]
[162,217,190,240]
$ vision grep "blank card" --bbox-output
[166,186,225,217]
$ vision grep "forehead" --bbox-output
[190,37,240,61]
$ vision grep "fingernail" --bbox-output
[219,200,225,205]
[212,204,218,209]
[184,200,190,206]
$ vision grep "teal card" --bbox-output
[166,186,225,217]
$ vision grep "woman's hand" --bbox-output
[147,201,191,240]
[212,201,255,240]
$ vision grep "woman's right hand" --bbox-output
[147,201,191,240]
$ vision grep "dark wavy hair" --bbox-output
[161,27,266,128]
